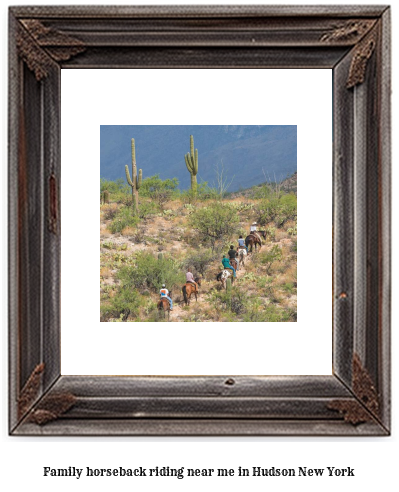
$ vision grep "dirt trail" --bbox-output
[167,248,255,322]
[102,204,296,322]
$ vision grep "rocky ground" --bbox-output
[100,197,297,322]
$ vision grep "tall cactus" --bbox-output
[184,135,198,193]
[125,138,142,215]
[102,190,110,204]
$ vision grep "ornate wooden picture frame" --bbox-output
[9,5,391,435]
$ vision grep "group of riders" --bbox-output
[159,222,259,311]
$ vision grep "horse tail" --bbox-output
[182,285,188,305]
[216,272,222,281]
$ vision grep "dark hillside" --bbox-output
[100,125,296,192]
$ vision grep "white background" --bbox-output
[61,69,332,376]
[1,1,397,492]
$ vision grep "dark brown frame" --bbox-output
[9,5,391,436]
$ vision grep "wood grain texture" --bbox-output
[60,46,349,69]
[8,5,391,436]
[379,7,391,431]
[14,17,377,48]
[54,375,351,397]
[14,418,387,437]
[41,61,61,391]
[9,5,389,18]
[333,53,355,385]
[8,9,20,431]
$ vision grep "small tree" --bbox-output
[139,174,179,211]
[118,252,185,293]
[261,245,283,274]
[213,161,235,199]
[189,201,239,251]
[181,248,218,276]
[257,193,297,228]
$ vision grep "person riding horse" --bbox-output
[237,235,248,253]
[222,255,236,278]
[160,284,173,311]
[245,222,266,252]
[186,268,199,293]
[228,245,239,270]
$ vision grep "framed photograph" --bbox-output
[9,5,390,435]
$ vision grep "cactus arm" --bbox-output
[185,135,198,193]
[125,165,133,187]
[193,149,198,175]
[136,169,142,189]
[185,153,193,173]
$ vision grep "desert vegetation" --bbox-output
[100,167,297,322]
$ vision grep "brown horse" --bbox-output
[230,258,238,272]
[157,292,172,320]
[182,277,202,305]
[245,230,267,252]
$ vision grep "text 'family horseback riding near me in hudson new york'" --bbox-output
[100,125,297,323]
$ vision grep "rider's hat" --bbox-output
[162,284,166,288]
[252,222,257,225]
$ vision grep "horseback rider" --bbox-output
[186,268,199,293]
[250,222,257,234]
[228,245,239,270]
[222,255,236,278]
[238,235,249,252]
[160,284,173,311]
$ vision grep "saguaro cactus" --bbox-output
[125,138,142,215]
[102,190,110,204]
[184,135,198,193]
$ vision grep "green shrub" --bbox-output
[266,226,276,241]
[181,248,219,276]
[100,178,130,203]
[260,245,283,274]
[242,298,265,322]
[102,242,127,251]
[138,200,158,219]
[102,241,115,249]
[208,286,249,315]
[281,282,295,294]
[242,302,295,322]
[189,201,239,250]
[251,183,273,200]
[180,181,217,205]
[109,206,139,233]
[256,276,272,289]
[118,252,185,294]
[257,192,297,228]
[263,305,296,322]
[100,287,141,321]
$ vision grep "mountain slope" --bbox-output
[100,125,297,192]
